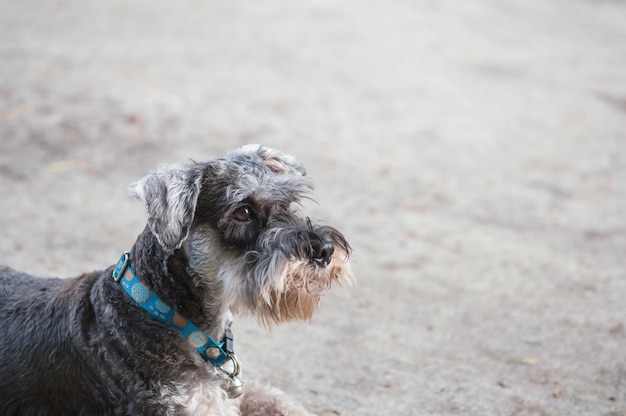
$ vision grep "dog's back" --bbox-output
[0,268,110,415]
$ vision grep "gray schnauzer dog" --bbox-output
[0,145,353,416]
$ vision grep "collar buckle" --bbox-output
[112,252,130,282]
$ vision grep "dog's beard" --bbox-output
[187,223,353,326]
[253,250,353,326]
[216,243,352,327]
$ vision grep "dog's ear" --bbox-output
[129,164,203,252]
[233,144,307,176]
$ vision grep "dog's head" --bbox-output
[130,145,353,325]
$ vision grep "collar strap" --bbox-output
[112,252,234,369]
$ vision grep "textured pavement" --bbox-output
[1,1,625,415]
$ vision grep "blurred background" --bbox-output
[1,1,625,414]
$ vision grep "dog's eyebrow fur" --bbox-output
[227,174,314,207]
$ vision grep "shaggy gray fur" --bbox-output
[0,145,353,416]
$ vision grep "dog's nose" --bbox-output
[310,239,334,267]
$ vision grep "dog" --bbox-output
[0,145,353,416]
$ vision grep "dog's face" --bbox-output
[130,145,352,325]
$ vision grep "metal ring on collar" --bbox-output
[222,353,240,378]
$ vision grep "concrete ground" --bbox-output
[1,0,625,415]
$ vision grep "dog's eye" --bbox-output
[234,206,254,222]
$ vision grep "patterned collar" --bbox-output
[111,252,236,369]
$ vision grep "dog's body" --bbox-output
[0,146,352,416]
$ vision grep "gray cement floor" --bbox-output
[1,1,625,415]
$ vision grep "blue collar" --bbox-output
[111,252,235,369]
